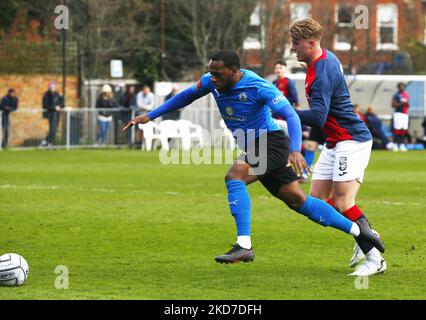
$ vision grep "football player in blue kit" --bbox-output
[123,50,384,266]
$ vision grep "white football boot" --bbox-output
[348,248,387,276]
[399,144,408,152]
[349,229,380,268]
[349,242,365,268]
[386,142,394,150]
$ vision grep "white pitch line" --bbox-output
[370,200,423,207]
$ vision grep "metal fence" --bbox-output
[1,108,134,150]
[0,103,224,150]
[1,102,424,151]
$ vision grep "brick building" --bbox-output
[243,0,426,75]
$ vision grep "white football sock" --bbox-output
[349,223,360,237]
[365,247,382,263]
[237,236,252,249]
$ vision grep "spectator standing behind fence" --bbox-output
[353,104,366,123]
[392,82,410,152]
[122,85,137,145]
[136,85,155,115]
[0,89,18,148]
[113,84,126,145]
[135,85,155,146]
[162,85,182,121]
[364,106,393,150]
[41,81,63,147]
[96,84,117,146]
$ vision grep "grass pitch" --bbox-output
[0,149,425,300]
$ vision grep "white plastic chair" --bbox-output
[138,122,161,151]
[158,120,191,151]
[177,120,204,148]
[220,119,236,150]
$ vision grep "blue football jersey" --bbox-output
[190,69,292,147]
[148,68,302,151]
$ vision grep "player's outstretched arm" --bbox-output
[123,113,151,132]
[122,86,205,132]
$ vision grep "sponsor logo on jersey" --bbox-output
[223,115,246,122]
[272,95,285,105]
[225,106,234,116]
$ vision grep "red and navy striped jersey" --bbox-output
[305,49,372,145]
[273,77,299,107]
[392,91,410,114]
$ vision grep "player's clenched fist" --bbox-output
[122,114,151,132]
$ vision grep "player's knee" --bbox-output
[225,164,248,182]
[282,192,307,211]
[225,170,239,182]
[310,189,327,200]
[225,171,243,182]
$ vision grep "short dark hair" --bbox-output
[275,60,287,67]
[211,50,240,69]
[397,82,406,88]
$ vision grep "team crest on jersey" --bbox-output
[238,92,248,102]
[225,106,234,116]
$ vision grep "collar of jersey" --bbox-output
[224,69,248,94]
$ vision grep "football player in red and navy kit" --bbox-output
[273,60,299,109]
[290,19,386,276]
[392,82,410,151]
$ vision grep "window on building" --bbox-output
[290,3,311,23]
[243,3,263,50]
[334,4,355,51]
[376,4,398,50]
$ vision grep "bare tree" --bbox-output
[69,0,158,78]
[168,0,257,68]
[257,0,287,75]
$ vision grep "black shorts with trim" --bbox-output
[308,126,326,144]
[237,130,299,196]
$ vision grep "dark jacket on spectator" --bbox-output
[43,90,62,113]
[96,96,118,117]
[0,95,18,114]
[124,92,137,110]
[365,112,383,131]
[161,92,181,121]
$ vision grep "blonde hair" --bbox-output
[290,18,324,42]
